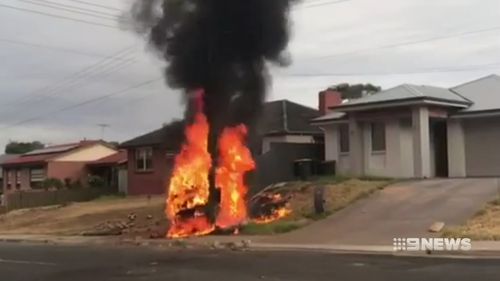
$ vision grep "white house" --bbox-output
[312,74,500,178]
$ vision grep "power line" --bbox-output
[16,58,136,106]
[63,0,121,12]
[1,77,162,130]
[34,0,120,17]
[282,62,500,77]
[1,53,136,114]
[0,3,118,29]
[15,0,119,21]
[310,25,500,61]
[301,0,351,9]
[0,46,136,112]
[0,37,129,60]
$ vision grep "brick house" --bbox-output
[120,121,184,195]
[121,100,324,196]
[1,140,117,193]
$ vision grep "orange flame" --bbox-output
[166,89,288,238]
[166,91,213,238]
[252,194,292,224]
[215,125,255,229]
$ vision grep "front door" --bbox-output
[432,120,449,177]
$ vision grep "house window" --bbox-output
[30,168,45,189]
[6,170,12,190]
[371,122,386,152]
[339,124,350,153]
[15,170,21,189]
[136,147,153,171]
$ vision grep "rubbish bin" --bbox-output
[320,160,336,176]
[294,159,314,181]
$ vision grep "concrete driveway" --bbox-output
[263,178,500,246]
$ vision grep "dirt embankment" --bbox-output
[0,196,168,238]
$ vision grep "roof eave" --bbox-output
[1,161,47,167]
[330,97,470,112]
[451,109,500,119]
[264,130,323,137]
[120,141,162,149]
[310,118,349,125]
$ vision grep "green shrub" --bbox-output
[88,175,106,189]
[41,178,64,190]
[241,221,304,235]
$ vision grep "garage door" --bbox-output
[464,117,500,176]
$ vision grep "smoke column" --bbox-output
[130,0,297,221]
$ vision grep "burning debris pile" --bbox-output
[129,0,297,238]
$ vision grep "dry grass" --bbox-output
[241,178,391,235]
[291,179,389,220]
[442,198,500,241]
[0,195,166,236]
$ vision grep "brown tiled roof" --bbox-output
[258,100,323,136]
[120,121,185,149]
[121,100,322,149]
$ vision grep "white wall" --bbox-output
[322,124,352,175]
[262,135,315,154]
[322,118,418,178]
[323,125,338,161]
[399,119,415,178]
[362,119,403,178]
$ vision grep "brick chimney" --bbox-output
[319,89,343,114]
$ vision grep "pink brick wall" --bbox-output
[47,161,88,187]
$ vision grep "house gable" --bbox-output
[52,144,117,162]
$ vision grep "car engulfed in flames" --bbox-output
[166,90,291,238]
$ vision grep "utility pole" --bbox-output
[97,124,110,140]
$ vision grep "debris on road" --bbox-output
[429,221,445,233]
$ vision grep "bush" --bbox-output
[65,178,83,190]
[88,175,106,189]
[41,178,64,190]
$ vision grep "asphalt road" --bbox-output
[1,242,499,281]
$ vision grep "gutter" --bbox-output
[328,97,471,112]
[282,100,289,132]
[450,109,500,119]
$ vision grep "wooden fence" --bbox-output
[250,142,324,194]
[1,189,100,212]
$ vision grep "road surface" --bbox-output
[0,242,499,281]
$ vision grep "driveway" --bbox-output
[262,178,500,245]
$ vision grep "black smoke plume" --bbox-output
[129,0,297,221]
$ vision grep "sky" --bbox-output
[0,0,499,150]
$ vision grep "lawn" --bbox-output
[241,177,391,235]
[442,198,500,241]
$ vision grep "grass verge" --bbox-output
[240,178,391,235]
[442,198,500,241]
